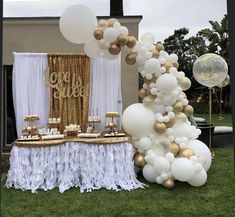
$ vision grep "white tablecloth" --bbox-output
[6,142,145,193]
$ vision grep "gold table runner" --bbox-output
[13,136,132,148]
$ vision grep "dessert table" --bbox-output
[6,137,145,193]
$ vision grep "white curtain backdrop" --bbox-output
[12,54,122,136]
[12,52,49,136]
[89,56,122,130]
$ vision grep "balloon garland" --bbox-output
[59,5,212,189]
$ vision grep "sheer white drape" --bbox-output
[89,57,122,130]
[12,52,49,136]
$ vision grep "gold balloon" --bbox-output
[117,34,128,46]
[98,19,108,29]
[138,89,147,99]
[179,148,194,158]
[170,142,180,156]
[173,102,184,113]
[127,36,137,48]
[107,18,119,27]
[94,28,104,40]
[109,44,121,55]
[166,119,175,128]
[143,96,155,106]
[155,43,165,52]
[126,53,137,65]
[173,62,179,69]
[164,62,174,71]
[154,122,167,134]
[151,49,160,58]
[134,153,146,168]
[176,112,188,121]
[145,89,152,97]
[178,77,191,91]
[163,179,175,189]
[183,105,194,116]
[144,75,157,84]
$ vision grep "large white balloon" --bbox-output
[187,140,212,171]
[141,32,155,44]
[59,5,97,44]
[171,158,195,181]
[188,168,207,187]
[122,103,155,137]
[156,74,178,94]
[143,164,159,183]
[84,39,102,58]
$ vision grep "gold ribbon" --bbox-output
[13,136,131,148]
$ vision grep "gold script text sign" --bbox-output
[45,70,85,99]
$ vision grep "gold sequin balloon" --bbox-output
[183,105,194,116]
[170,142,180,156]
[179,148,194,159]
[94,28,103,40]
[163,178,175,189]
[154,122,167,134]
[134,153,146,168]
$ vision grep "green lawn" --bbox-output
[1,146,235,217]
[194,113,232,126]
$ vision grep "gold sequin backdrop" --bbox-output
[47,54,90,132]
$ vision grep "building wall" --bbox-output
[3,16,142,110]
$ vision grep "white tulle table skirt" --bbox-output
[6,142,145,193]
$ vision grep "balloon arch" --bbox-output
[59,4,215,189]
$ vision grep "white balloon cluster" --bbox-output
[59,5,212,189]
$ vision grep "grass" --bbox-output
[194,113,232,126]
[1,146,235,217]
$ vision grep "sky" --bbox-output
[3,0,228,42]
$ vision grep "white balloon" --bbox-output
[171,158,195,181]
[160,67,166,74]
[143,164,159,183]
[144,58,161,73]
[103,27,117,43]
[169,67,178,77]
[84,39,102,58]
[150,87,158,95]
[122,103,155,137]
[169,54,178,63]
[139,137,152,151]
[163,95,177,106]
[59,5,97,44]
[146,73,153,80]
[136,54,146,65]
[156,74,178,94]
[187,140,212,171]
[117,26,129,36]
[188,168,207,187]
[141,32,155,44]
[165,152,175,162]
[113,22,121,29]
[153,156,170,173]
[153,105,165,113]
[98,39,110,50]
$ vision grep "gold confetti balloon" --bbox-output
[193,53,228,88]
